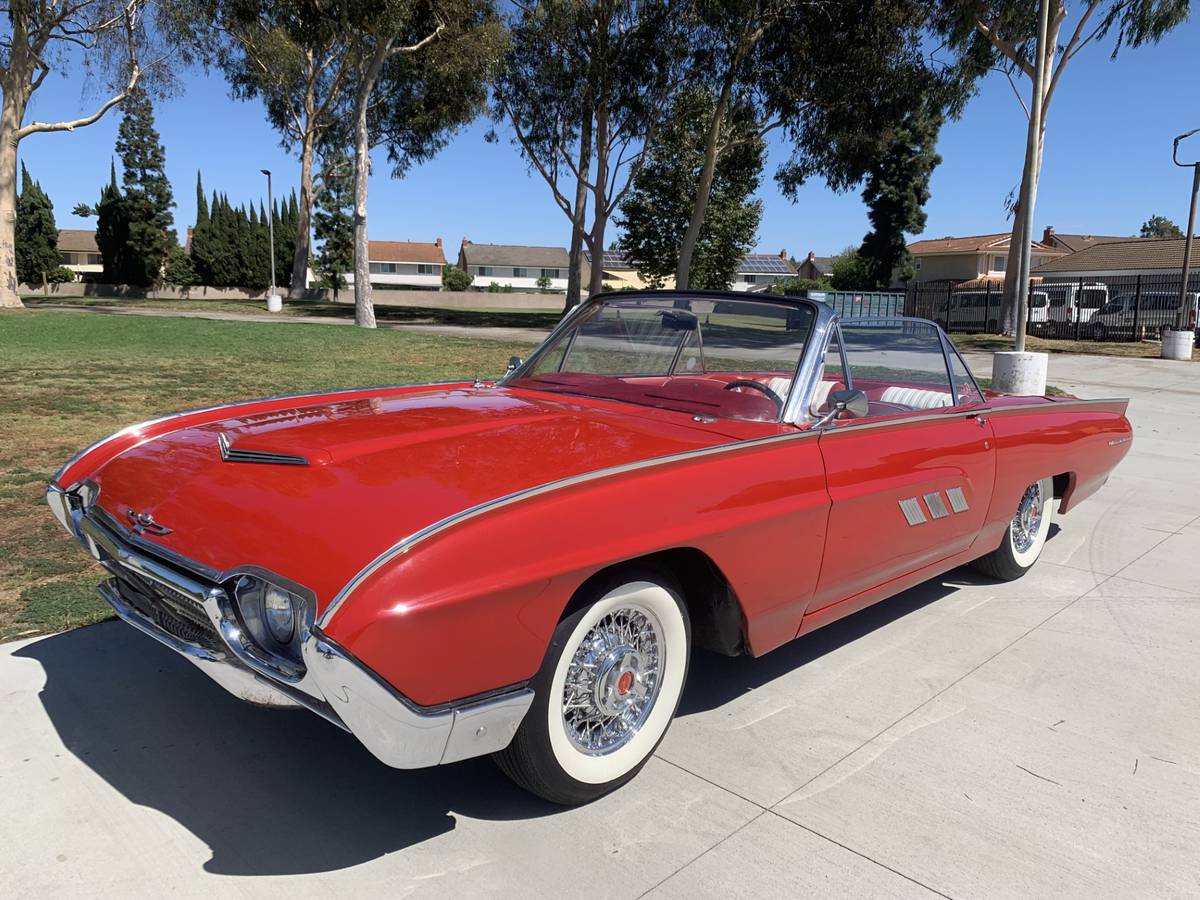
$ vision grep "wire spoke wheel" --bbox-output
[1011,480,1045,555]
[561,605,664,756]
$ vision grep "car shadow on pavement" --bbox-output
[678,569,976,716]
[14,623,558,877]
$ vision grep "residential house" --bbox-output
[731,251,797,291]
[458,241,571,291]
[345,239,447,290]
[1033,238,1198,278]
[57,229,102,277]
[907,232,1065,283]
[795,251,834,281]
[1039,226,1136,254]
[583,250,674,290]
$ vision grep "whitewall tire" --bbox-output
[494,570,690,805]
[972,477,1054,580]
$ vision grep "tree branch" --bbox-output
[974,18,1036,78]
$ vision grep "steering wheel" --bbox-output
[723,379,784,411]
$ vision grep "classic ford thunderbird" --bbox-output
[47,291,1131,804]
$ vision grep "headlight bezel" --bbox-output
[231,572,314,667]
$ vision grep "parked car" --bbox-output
[1089,291,1199,340]
[46,291,1133,804]
[1039,281,1110,335]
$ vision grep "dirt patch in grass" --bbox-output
[952,332,1198,361]
[0,309,532,641]
[22,294,564,331]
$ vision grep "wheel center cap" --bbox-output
[616,670,634,695]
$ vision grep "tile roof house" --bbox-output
[1040,226,1137,254]
[57,229,102,275]
[458,241,572,292]
[907,232,1066,283]
[732,251,797,291]
[345,239,447,290]
[1033,238,1199,276]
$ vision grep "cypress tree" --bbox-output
[190,171,213,285]
[115,86,175,286]
[14,162,60,283]
[95,161,130,284]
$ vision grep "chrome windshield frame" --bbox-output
[498,289,832,427]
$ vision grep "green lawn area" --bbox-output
[952,331,1198,361]
[0,310,531,641]
[22,293,564,331]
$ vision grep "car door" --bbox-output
[805,321,996,625]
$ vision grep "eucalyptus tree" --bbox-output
[617,85,764,290]
[493,0,684,308]
[932,0,1191,331]
[216,0,356,298]
[674,0,941,290]
[0,0,184,306]
[335,0,503,327]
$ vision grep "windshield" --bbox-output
[509,295,816,422]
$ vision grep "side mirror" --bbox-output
[506,356,524,375]
[815,388,869,428]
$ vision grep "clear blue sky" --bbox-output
[18,14,1198,260]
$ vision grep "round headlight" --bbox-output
[263,584,296,644]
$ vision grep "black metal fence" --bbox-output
[905,273,1200,343]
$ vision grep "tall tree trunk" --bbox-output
[0,85,28,309]
[351,43,389,329]
[586,98,609,298]
[676,74,734,291]
[564,105,593,314]
[289,126,315,299]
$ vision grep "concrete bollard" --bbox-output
[992,351,1049,396]
[266,293,283,313]
[1161,329,1194,361]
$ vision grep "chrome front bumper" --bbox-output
[47,483,533,769]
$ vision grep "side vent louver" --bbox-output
[218,433,309,466]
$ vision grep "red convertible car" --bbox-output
[47,291,1131,804]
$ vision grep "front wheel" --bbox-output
[494,571,690,805]
[971,477,1054,581]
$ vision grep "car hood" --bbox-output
[91,386,730,605]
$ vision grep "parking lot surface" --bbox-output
[1,351,1197,899]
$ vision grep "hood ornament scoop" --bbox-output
[218,433,309,466]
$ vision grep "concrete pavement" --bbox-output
[2,352,1198,898]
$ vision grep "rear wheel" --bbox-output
[494,570,690,805]
[1090,322,1107,341]
[971,477,1054,581]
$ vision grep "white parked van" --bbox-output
[1039,282,1109,334]
[1089,292,1199,340]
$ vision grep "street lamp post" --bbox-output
[1171,130,1199,333]
[261,168,280,312]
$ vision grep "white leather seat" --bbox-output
[763,378,840,416]
[880,386,953,410]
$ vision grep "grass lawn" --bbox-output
[0,310,531,642]
[22,293,564,331]
[952,331,1198,361]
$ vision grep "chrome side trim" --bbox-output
[946,486,970,513]
[51,381,464,485]
[318,425,823,628]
